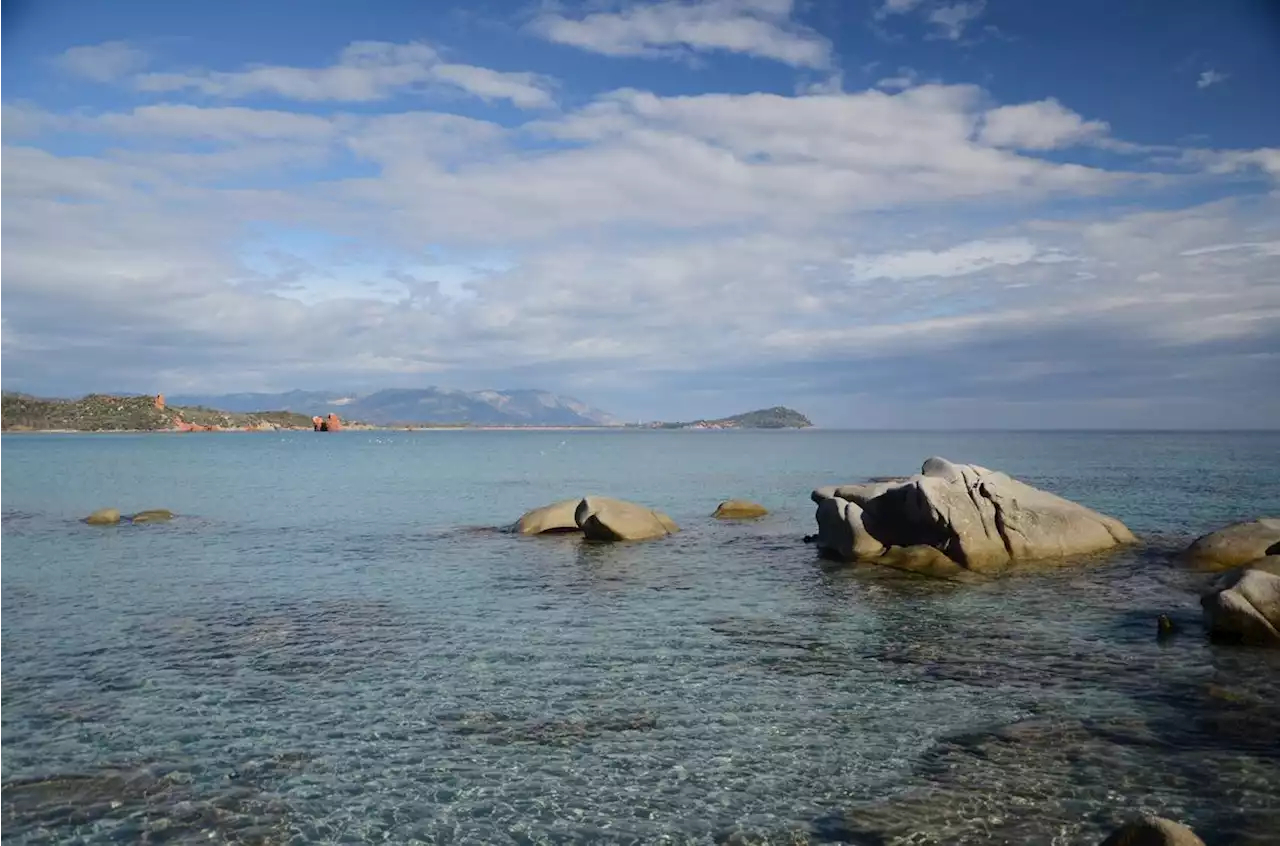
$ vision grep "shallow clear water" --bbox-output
[3,430,1279,845]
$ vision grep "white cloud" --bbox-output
[844,238,1041,282]
[529,0,831,68]
[800,72,844,95]
[979,98,1109,150]
[1197,69,1229,89]
[875,67,918,90]
[336,84,1134,244]
[55,41,149,82]
[2,102,57,140]
[6,70,1280,424]
[136,41,555,108]
[1183,147,1280,180]
[877,0,926,16]
[94,105,339,141]
[1180,241,1280,257]
[927,1,986,40]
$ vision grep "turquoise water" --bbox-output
[3,430,1279,845]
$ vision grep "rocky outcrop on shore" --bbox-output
[811,457,1136,574]
[516,496,678,541]
[312,413,343,432]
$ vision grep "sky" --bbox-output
[2,0,1279,427]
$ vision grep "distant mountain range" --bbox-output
[166,388,623,427]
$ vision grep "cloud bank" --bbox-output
[4,27,1279,427]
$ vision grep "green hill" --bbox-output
[0,393,317,432]
[645,406,813,429]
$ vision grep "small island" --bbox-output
[634,406,813,430]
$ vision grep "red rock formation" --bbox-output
[154,394,165,411]
[325,413,343,432]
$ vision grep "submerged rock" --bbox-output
[83,508,121,525]
[515,499,582,535]
[811,457,1135,573]
[1201,559,1280,646]
[713,500,768,519]
[1098,816,1205,845]
[1184,518,1280,571]
[129,509,174,523]
[515,496,678,540]
[575,496,678,542]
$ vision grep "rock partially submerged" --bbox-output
[1098,816,1205,846]
[515,496,678,542]
[83,508,177,526]
[811,457,1136,573]
[1201,556,1280,646]
[129,509,175,523]
[576,496,678,542]
[1183,517,1280,571]
[514,499,581,535]
[712,500,768,519]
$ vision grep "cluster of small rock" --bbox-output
[80,458,1272,842]
[1185,516,1280,646]
[82,508,175,525]
[808,456,1280,647]
[516,496,769,541]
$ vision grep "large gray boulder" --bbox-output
[515,499,582,535]
[575,496,678,542]
[1184,518,1280,571]
[812,457,1136,573]
[814,496,887,559]
[1201,557,1280,646]
[1098,816,1205,846]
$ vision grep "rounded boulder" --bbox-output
[1184,518,1280,571]
[515,499,582,535]
[1098,816,1205,846]
[129,509,175,523]
[83,508,121,526]
[1201,559,1280,646]
[575,496,678,542]
[713,500,768,519]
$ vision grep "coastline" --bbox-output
[1,425,624,434]
[1,425,818,434]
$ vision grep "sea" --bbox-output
[2,429,1279,845]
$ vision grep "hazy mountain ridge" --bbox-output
[166,388,622,427]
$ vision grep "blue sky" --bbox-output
[3,0,1278,426]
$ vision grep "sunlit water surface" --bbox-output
[3,430,1279,845]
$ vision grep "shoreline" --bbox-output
[1,425,818,434]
